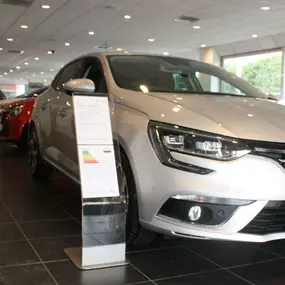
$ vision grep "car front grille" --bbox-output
[240,201,285,235]
[246,140,285,169]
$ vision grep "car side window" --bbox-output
[53,59,85,91]
[82,58,108,93]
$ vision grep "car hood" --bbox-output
[121,91,285,143]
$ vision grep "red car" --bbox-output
[0,87,47,147]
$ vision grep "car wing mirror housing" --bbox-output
[63,78,95,95]
[267,93,277,101]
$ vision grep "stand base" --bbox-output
[64,247,128,270]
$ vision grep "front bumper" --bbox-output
[141,200,285,242]
[129,130,285,243]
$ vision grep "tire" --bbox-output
[28,125,53,181]
[120,150,157,246]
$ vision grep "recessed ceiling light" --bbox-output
[4,73,7,75]
[24,62,28,65]
[65,42,71,46]
[20,50,24,54]
[21,25,28,29]
[16,66,20,70]
[88,31,95,35]
[116,48,122,51]
[40,72,44,74]
[0,75,2,78]
[20,78,23,80]
[47,50,53,54]
[260,6,270,11]
[33,74,36,77]
[61,65,64,68]
[124,15,131,19]
[35,57,39,60]
[193,25,200,29]
[50,68,54,71]
[148,38,155,42]
[41,4,50,9]
[163,52,169,55]
[10,70,13,73]
[0,48,3,51]
[252,34,258,38]
[7,38,14,42]
[201,44,206,48]
[44,79,47,82]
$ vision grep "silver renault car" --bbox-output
[29,52,285,245]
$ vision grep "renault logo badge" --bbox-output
[188,206,202,221]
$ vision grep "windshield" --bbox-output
[107,55,267,98]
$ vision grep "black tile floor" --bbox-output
[1,143,285,284]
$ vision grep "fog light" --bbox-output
[188,206,202,221]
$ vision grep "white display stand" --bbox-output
[64,93,127,270]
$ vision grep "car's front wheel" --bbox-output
[28,125,53,180]
[120,150,157,246]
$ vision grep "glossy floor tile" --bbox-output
[156,269,250,285]
[230,259,285,285]
[0,264,55,285]
[20,219,81,239]
[0,223,25,242]
[128,247,218,280]
[0,241,39,266]
[31,236,82,262]
[46,261,149,285]
[1,143,285,285]
[185,240,279,267]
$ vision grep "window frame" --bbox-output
[51,58,86,91]
[81,56,109,94]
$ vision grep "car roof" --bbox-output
[86,52,196,61]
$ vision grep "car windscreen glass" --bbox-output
[107,55,267,98]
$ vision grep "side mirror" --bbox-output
[63,78,95,94]
[267,93,277,101]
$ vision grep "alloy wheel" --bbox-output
[28,129,38,173]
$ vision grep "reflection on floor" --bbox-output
[0,143,285,285]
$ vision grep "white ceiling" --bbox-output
[1,0,285,84]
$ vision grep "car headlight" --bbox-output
[148,121,250,174]
[9,105,24,118]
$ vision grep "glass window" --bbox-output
[82,58,108,93]
[195,72,245,95]
[223,51,282,99]
[54,59,85,91]
[107,55,267,98]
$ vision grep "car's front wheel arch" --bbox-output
[117,142,157,245]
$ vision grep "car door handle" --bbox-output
[58,108,67,117]
[40,102,48,110]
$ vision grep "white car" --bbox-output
[29,52,285,244]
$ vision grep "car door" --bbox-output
[57,56,109,181]
[44,59,85,175]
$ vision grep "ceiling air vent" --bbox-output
[0,0,35,7]
[173,15,200,23]
[8,50,22,54]
[104,5,118,10]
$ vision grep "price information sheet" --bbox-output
[73,95,119,198]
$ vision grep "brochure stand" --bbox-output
[64,93,128,270]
